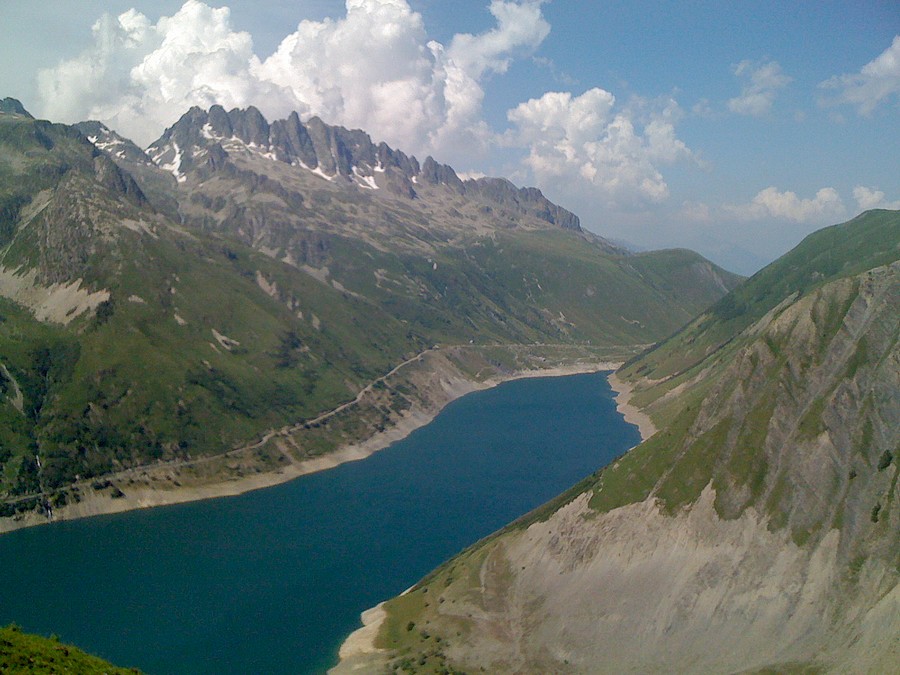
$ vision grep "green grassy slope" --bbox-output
[0,625,140,674]
[0,112,422,503]
[317,228,741,348]
[596,210,899,534]
[625,209,900,384]
[0,231,423,498]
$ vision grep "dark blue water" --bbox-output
[0,372,638,673]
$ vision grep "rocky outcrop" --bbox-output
[420,155,464,192]
[228,105,269,147]
[465,177,581,230]
[92,154,147,208]
[75,121,153,167]
[142,105,582,231]
[269,111,318,168]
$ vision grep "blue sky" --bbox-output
[1,1,898,273]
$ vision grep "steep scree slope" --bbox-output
[346,210,900,674]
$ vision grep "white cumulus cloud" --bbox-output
[506,89,692,206]
[36,0,551,159]
[853,186,900,211]
[256,0,441,150]
[820,36,900,115]
[726,186,845,223]
[727,59,792,116]
[37,2,288,145]
[447,0,549,79]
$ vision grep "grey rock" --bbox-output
[270,111,318,168]
[227,105,269,147]
[207,104,233,138]
[141,104,580,231]
[420,156,464,192]
[466,177,580,230]
[305,116,338,176]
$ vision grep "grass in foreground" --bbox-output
[0,624,141,674]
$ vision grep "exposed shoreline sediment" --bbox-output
[608,371,657,443]
[0,357,621,535]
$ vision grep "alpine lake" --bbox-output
[0,371,640,673]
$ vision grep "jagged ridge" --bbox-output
[142,104,581,230]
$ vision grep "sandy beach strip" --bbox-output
[608,371,657,443]
[332,603,388,672]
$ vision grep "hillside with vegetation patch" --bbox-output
[0,101,739,529]
[0,624,140,674]
[338,209,899,674]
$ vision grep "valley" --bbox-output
[339,209,900,674]
[0,100,738,529]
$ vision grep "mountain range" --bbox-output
[0,98,738,527]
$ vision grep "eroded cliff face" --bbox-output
[338,224,899,674]
[415,488,896,674]
[699,265,898,551]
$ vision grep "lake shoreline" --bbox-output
[0,360,621,536]
[608,371,657,443]
[330,366,655,673]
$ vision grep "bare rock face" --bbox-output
[304,116,341,176]
[269,111,318,168]
[228,105,269,147]
[74,121,152,168]
[138,105,583,234]
[424,486,897,675]
[377,141,419,176]
[420,155,464,191]
[92,154,146,208]
[465,177,581,230]
[206,104,233,137]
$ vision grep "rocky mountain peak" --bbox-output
[267,111,313,166]
[206,104,233,137]
[420,156,464,191]
[465,178,581,230]
[137,104,581,230]
[228,105,269,146]
[74,121,153,167]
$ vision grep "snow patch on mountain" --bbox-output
[353,166,378,190]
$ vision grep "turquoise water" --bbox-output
[0,372,639,673]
